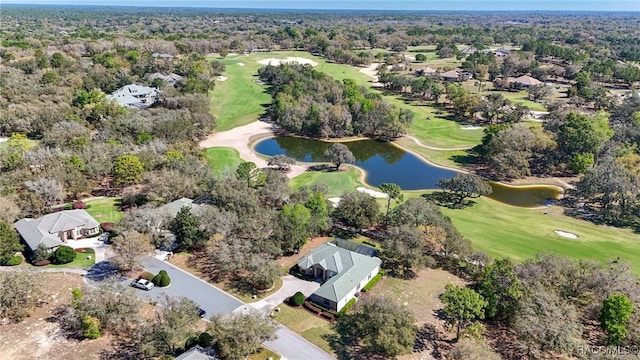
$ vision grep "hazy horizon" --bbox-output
[4,0,640,11]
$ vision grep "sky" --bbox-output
[4,1,640,12]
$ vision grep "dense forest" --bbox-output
[258,64,412,139]
[0,5,639,360]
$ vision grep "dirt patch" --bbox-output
[276,237,332,269]
[0,273,114,360]
[367,268,467,360]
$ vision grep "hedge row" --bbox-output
[361,270,385,292]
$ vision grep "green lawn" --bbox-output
[44,248,96,269]
[205,147,243,175]
[85,197,123,224]
[439,196,640,274]
[274,303,336,356]
[289,168,362,197]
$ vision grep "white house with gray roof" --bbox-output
[297,242,381,311]
[107,84,160,109]
[14,210,100,253]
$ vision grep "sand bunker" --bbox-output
[238,62,245,67]
[357,187,389,199]
[216,76,229,82]
[0,137,7,143]
[461,125,483,130]
[257,57,318,67]
[327,197,342,207]
[554,230,578,239]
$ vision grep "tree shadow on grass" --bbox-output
[451,153,480,166]
[421,192,478,209]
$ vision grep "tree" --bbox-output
[415,53,427,62]
[139,295,201,356]
[82,315,102,339]
[324,143,355,171]
[277,203,312,252]
[382,225,430,276]
[247,256,281,290]
[332,191,379,229]
[437,173,493,207]
[379,183,403,219]
[267,154,296,171]
[441,284,487,340]
[113,154,145,187]
[236,161,266,188]
[62,279,141,335]
[53,245,76,264]
[110,230,154,272]
[0,271,43,323]
[528,84,552,101]
[556,112,613,170]
[476,258,522,322]
[513,287,584,356]
[334,296,417,358]
[170,206,205,251]
[0,221,23,263]
[152,270,171,287]
[599,294,634,345]
[207,311,279,360]
[24,177,65,208]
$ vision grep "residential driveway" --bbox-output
[265,327,335,360]
[250,275,320,315]
[69,233,110,262]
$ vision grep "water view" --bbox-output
[254,136,562,207]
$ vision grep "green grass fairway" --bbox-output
[205,147,242,175]
[440,197,640,274]
[289,168,362,197]
[85,197,123,224]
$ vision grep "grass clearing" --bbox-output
[439,196,640,274]
[368,268,466,329]
[289,168,362,197]
[44,248,95,269]
[249,348,281,360]
[274,303,336,356]
[85,197,123,223]
[205,147,242,175]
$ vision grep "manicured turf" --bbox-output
[85,197,123,224]
[274,303,336,356]
[44,248,96,269]
[205,147,243,175]
[439,196,640,274]
[289,168,362,197]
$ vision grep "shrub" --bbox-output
[63,203,73,210]
[291,291,306,306]
[81,315,101,339]
[73,201,86,209]
[361,270,384,292]
[2,255,23,266]
[33,259,51,266]
[152,270,171,287]
[139,271,155,281]
[100,222,114,232]
[337,298,357,317]
[53,245,76,264]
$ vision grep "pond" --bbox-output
[254,136,562,207]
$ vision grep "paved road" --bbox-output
[137,257,244,316]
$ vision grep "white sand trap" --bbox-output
[0,137,8,143]
[257,57,318,67]
[327,197,342,207]
[216,76,229,81]
[461,125,483,130]
[554,230,578,239]
[357,187,389,199]
[238,62,245,66]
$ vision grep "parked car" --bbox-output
[131,278,154,291]
[198,308,206,318]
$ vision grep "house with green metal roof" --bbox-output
[297,242,381,312]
